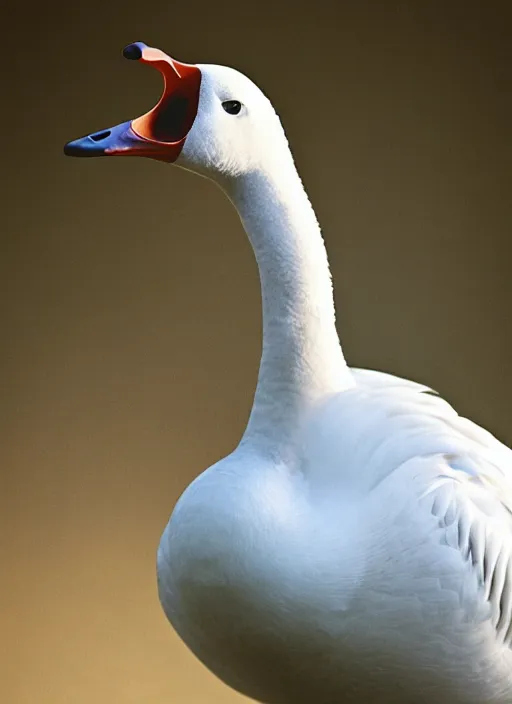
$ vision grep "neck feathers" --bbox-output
[223,158,353,452]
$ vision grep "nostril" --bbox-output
[123,43,143,61]
[90,130,111,142]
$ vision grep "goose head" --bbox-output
[64,41,287,180]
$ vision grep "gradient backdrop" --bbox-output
[4,2,511,702]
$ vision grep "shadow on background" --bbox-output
[3,1,511,702]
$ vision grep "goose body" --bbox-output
[65,43,512,703]
[159,371,512,704]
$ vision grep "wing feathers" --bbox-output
[350,367,512,646]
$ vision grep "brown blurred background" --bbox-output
[2,1,511,702]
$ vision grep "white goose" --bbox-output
[65,43,512,703]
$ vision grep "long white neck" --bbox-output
[221,150,354,454]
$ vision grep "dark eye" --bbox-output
[222,100,242,115]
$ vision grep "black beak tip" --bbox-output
[123,42,145,61]
[63,122,133,158]
[63,136,108,158]
[63,140,80,156]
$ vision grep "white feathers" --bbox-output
[154,62,512,702]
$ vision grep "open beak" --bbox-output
[63,42,201,163]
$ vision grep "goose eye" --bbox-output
[222,100,242,115]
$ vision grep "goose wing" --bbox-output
[342,367,512,645]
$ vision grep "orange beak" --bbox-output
[63,42,202,163]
